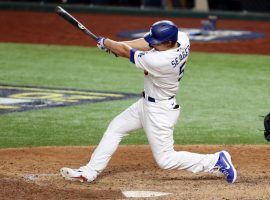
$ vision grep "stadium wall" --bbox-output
[0,1,270,21]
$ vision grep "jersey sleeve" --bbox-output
[130,48,161,76]
[178,32,190,48]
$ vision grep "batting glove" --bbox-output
[96,36,106,49]
[96,36,118,57]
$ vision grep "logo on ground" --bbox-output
[117,28,264,42]
[0,84,139,114]
[119,16,264,42]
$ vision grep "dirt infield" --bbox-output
[0,145,270,199]
[1,10,270,199]
[0,10,270,55]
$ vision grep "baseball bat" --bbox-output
[55,6,98,41]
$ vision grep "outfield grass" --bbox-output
[0,43,269,147]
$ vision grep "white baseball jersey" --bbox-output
[81,31,219,182]
[130,31,190,100]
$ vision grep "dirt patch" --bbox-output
[0,10,270,200]
[0,145,269,199]
[0,10,270,55]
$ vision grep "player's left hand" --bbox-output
[96,36,106,49]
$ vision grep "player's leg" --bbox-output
[143,100,236,183]
[61,99,143,182]
[143,100,219,173]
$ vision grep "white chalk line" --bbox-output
[23,174,173,198]
[122,190,173,198]
[23,173,59,181]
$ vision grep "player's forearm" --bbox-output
[104,39,131,58]
[123,38,151,51]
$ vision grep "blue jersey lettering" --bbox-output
[171,45,190,68]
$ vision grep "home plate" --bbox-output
[122,191,172,198]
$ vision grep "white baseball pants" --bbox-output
[83,98,219,181]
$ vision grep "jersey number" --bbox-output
[178,61,186,81]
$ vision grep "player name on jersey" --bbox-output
[0,85,138,114]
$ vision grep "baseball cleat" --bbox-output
[60,167,88,182]
[214,151,237,183]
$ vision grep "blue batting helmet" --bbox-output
[144,20,178,45]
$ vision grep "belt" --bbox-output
[142,91,174,103]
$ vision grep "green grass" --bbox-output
[0,43,269,147]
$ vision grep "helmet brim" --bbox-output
[144,32,161,45]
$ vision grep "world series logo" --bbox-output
[117,29,264,42]
[0,84,139,114]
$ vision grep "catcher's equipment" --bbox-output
[264,112,270,141]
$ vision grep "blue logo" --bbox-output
[138,52,145,57]
[117,28,264,42]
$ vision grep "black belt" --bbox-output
[142,91,174,103]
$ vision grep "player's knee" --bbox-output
[103,130,127,139]
[154,152,178,170]
[156,160,172,170]
[104,123,123,136]
[103,124,128,139]
[105,118,128,135]
[155,155,172,170]
[156,162,170,170]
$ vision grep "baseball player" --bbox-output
[60,20,237,183]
